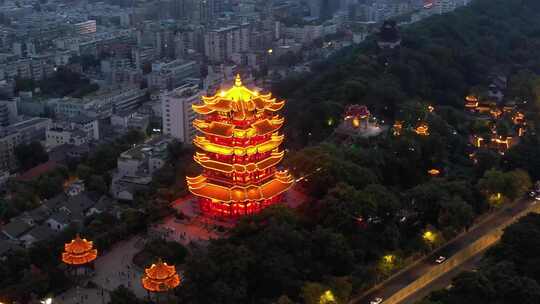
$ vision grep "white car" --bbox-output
[535,196,540,201]
[435,256,447,264]
[370,297,383,304]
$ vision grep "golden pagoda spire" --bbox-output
[235,74,242,87]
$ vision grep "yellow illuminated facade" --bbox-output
[187,75,294,216]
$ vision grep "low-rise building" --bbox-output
[45,192,99,231]
[0,240,22,260]
[19,224,57,248]
[0,98,18,127]
[111,110,150,132]
[111,136,173,200]
[46,127,89,149]
[68,114,100,141]
[46,211,71,232]
[0,117,51,172]
[1,219,32,240]
[52,97,95,118]
[148,59,200,91]
[91,86,147,113]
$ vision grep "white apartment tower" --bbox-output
[204,24,250,63]
[161,82,201,143]
[435,0,457,14]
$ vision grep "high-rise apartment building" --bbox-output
[73,20,97,35]
[161,82,201,143]
[204,24,250,63]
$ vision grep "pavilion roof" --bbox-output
[141,259,181,292]
[192,75,285,117]
[187,170,294,203]
[61,234,97,265]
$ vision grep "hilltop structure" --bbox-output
[187,75,294,217]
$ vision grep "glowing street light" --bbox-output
[327,118,334,126]
[378,253,398,276]
[423,230,436,243]
[383,254,395,264]
[40,298,53,304]
[489,192,503,206]
[320,290,337,304]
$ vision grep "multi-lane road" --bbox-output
[350,197,538,304]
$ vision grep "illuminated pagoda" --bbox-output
[141,259,181,298]
[512,111,525,125]
[465,95,479,109]
[61,234,98,275]
[415,122,430,136]
[187,75,294,217]
[344,104,371,129]
[428,169,441,176]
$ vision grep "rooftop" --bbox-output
[1,220,32,239]
[0,240,22,256]
[17,160,60,182]
[2,117,50,137]
[49,210,72,225]
[120,136,173,161]
[69,114,96,124]
[24,224,56,242]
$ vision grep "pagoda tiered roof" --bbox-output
[193,134,284,156]
[193,117,284,138]
[141,259,181,292]
[194,151,284,173]
[192,75,285,118]
[61,234,98,266]
[187,170,294,203]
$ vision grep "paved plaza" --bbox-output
[54,236,147,303]
[53,193,309,303]
[53,286,110,304]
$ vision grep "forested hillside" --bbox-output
[177,1,540,303]
[276,0,540,146]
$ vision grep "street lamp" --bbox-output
[40,298,53,304]
[319,290,336,304]
[423,230,436,243]
[383,254,395,264]
[379,254,397,276]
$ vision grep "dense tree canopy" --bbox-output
[181,0,540,303]
[14,141,48,171]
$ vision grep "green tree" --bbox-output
[506,169,532,200]
[86,175,108,194]
[302,282,333,304]
[477,169,511,206]
[36,174,64,199]
[14,141,48,171]
[108,285,145,304]
[76,164,94,181]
